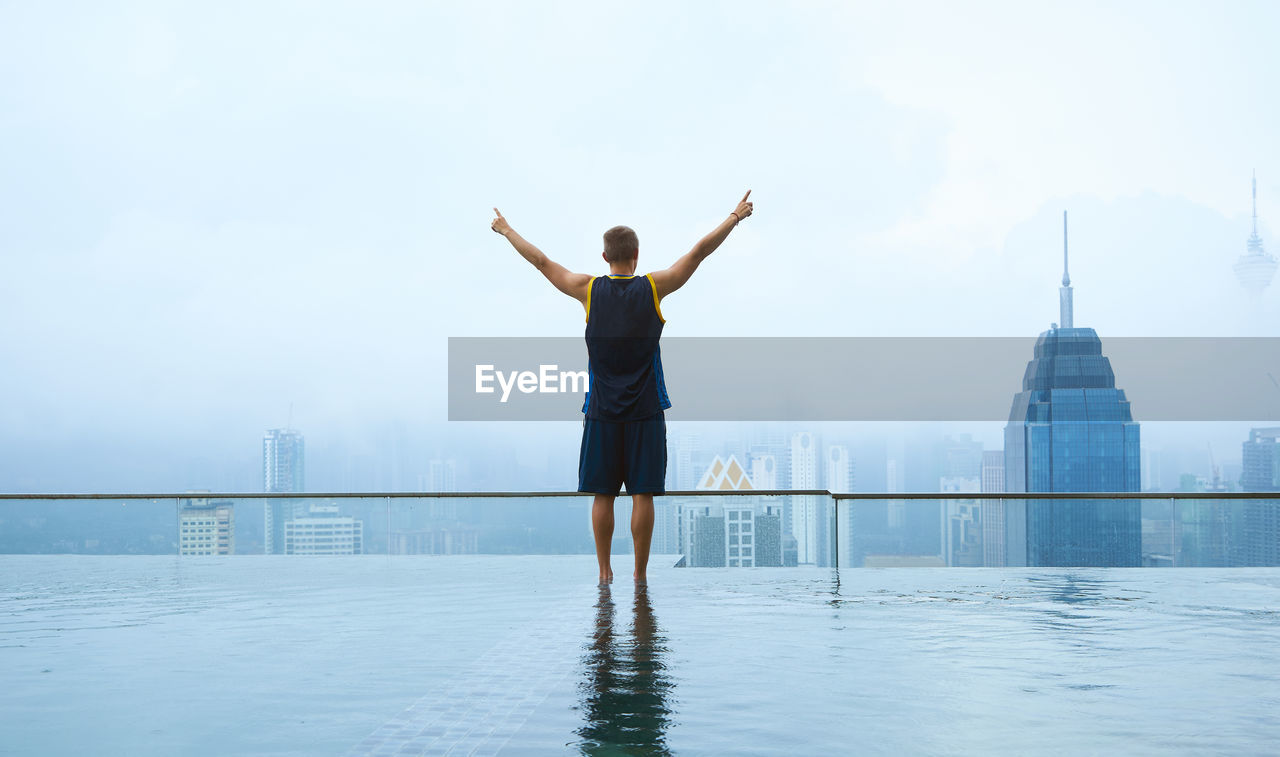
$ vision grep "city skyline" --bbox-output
[4,4,1280,495]
[4,5,1279,754]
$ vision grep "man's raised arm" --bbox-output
[491,208,592,304]
[649,190,753,300]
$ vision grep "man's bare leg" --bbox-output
[592,494,616,583]
[631,493,655,583]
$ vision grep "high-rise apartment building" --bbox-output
[263,428,305,555]
[826,445,853,566]
[980,450,1005,567]
[789,432,823,565]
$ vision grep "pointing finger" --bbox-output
[741,190,751,202]
[493,207,502,217]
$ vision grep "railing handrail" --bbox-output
[0,490,1273,500]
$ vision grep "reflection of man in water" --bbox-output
[492,192,754,583]
[577,585,674,755]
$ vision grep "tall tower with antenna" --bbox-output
[1234,171,1277,298]
[1002,211,1142,567]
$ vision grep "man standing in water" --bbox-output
[491,191,754,582]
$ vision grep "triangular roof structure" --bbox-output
[696,455,754,490]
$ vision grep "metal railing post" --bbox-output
[833,496,839,570]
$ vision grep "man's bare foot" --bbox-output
[634,570,647,584]
[598,569,614,584]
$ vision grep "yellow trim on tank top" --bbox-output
[585,277,595,323]
[645,273,665,323]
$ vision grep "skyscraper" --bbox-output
[825,445,852,565]
[1003,212,1142,567]
[1240,427,1280,566]
[980,450,1005,567]
[1233,171,1277,299]
[789,432,823,565]
[263,428,305,555]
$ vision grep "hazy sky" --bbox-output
[2,1,1278,489]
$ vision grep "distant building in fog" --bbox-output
[178,493,234,556]
[750,453,778,490]
[673,432,703,491]
[1241,427,1280,565]
[789,432,823,565]
[981,450,1005,567]
[264,428,305,492]
[420,459,459,520]
[390,526,477,555]
[1175,466,1235,567]
[263,428,305,555]
[1233,172,1277,299]
[941,476,982,567]
[284,504,362,555]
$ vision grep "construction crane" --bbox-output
[1207,443,1224,492]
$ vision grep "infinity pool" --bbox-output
[2,556,1279,755]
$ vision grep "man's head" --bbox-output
[602,225,639,263]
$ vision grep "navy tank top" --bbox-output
[581,274,671,420]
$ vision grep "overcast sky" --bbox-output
[2,1,1277,490]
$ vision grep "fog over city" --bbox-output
[2,1,1278,493]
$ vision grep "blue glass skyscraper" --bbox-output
[1003,213,1141,567]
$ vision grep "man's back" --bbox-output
[582,274,670,422]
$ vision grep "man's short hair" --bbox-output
[603,225,639,262]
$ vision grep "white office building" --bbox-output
[284,505,363,555]
[178,494,235,556]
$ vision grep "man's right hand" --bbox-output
[490,207,511,236]
[732,190,753,223]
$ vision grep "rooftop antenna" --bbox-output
[1059,210,1074,328]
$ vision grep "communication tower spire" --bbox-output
[1059,211,1073,328]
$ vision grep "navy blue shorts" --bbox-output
[577,411,667,496]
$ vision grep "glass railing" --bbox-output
[831,491,1280,568]
[3,491,1279,755]
[1,490,1276,567]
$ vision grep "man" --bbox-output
[491,191,754,583]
